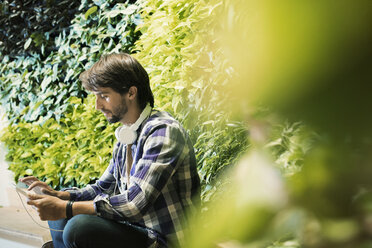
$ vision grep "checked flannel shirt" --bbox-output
[66,110,201,247]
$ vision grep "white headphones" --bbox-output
[115,104,152,144]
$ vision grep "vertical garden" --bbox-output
[0,0,249,198]
[2,0,372,247]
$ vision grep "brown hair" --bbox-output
[80,53,154,109]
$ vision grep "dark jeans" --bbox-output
[48,215,149,248]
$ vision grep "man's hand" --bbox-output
[27,193,67,221]
[19,176,70,200]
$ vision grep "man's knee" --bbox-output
[62,214,149,248]
[63,215,94,247]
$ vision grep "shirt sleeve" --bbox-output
[94,123,187,222]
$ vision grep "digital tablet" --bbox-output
[11,182,29,197]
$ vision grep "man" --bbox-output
[21,53,200,248]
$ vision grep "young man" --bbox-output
[21,53,200,248]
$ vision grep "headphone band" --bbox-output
[131,104,152,131]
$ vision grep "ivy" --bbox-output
[0,0,141,124]
[0,0,80,57]
[0,0,142,189]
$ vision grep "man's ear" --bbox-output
[127,86,138,100]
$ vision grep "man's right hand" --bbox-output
[19,176,70,200]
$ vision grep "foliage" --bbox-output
[0,0,141,124]
[266,121,317,176]
[0,53,86,124]
[267,240,301,248]
[0,0,250,202]
[134,0,249,202]
[184,0,372,247]
[4,0,353,247]
[3,0,365,248]
[0,0,79,57]
[0,2,319,244]
[1,95,118,189]
[0,0,142,188]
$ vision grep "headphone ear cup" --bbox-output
[119,127,137,144]
[114,104,152,144]
[116,125,137,144]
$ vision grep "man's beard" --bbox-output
[105,100,128,124]
[107,113,122,124]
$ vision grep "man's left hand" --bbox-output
[27,193,67,221]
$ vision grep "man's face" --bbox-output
[93,87,128,123]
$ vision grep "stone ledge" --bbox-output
[0,226,44,247]
[0,205,52,245]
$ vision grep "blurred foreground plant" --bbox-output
[184,1,372,247]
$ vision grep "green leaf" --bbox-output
[24,38,32,50]
[121,5,138,15]
[41,76,52,92]
[69,96,82,105]
[85,6,98,20]
[20,152,33,159]
[64,69,75,82]
[107,9,121,18]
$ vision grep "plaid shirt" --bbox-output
[67,110,200,247]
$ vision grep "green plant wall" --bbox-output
[0,0,80,57]
[0,0,141,124]
[1,0,305,206]
[1,0,250,202]
[0,0,141,187]
[133,0,249,201]
[1,95,118,189]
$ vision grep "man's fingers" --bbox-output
[26,192,44,200]
[39,213,46,221]
[41,188,55,196]
[28,181,47,191]
[19,176,38,181]
[26,198,37,206]
[19,176,39,186]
